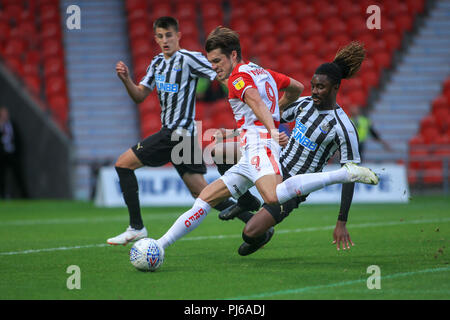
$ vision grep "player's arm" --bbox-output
[332,182,355,251]
[278,78,304,112]
[116,61,151,104]
[244,88,278,134]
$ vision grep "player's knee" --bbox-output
[262,194,279,206]
[115,154,132,169]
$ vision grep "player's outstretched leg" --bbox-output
[157,179,232,250]
[276,163,378,204]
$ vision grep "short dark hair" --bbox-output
[205,26,242,60]
[153,16,179,32]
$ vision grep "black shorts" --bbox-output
[131,127,206,177]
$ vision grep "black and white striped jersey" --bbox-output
[140,49,216,135]
[280,96,360,177]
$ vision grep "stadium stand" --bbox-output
[62,0,139,199]
[408,76,450,187]
[0,0,69,133]
[365,0,450,190]
[125,0,424,139]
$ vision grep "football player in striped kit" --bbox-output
[217,42,374,254]
[108,17,249,245]
[154,30,377,257]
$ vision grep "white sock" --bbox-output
[276,167,350,204]
[157,198,211,249]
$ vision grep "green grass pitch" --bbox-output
[0,195,448,300]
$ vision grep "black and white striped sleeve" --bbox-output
[139,56,160,90]
[180,50,216,80]
[281,97,311,123]
[334,109,361,164]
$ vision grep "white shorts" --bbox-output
[220,129,282,199]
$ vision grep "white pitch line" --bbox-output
[226,266,450,300]
[0,217,448,256]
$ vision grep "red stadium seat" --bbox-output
[299,18,323,39]
[406,0,425,15]
[179,18,199,38]
[348,90,367,107]
[23,61,40,77]
[174,2,197,20]
[443,78,450,94]
[250,36,277,58]
[372,51,391,71]
[45,75,67,98]
[275,18,299,38]
[3,39,26,56]
[432,96,448,113]
[4,4,23,22]
[127,8,148,23]
[126,0,148,12]
[360,70,379,92]
[383,32,402,53]
[201,2,223,21]
[43,56,64,78]
[336,0,361,19]
[346,17,367,38]
[202,18,220,36]
[130,36,153,58]
[252,19,275,38]
[40,21,61,40]
[289,2,315,21]
[39,4,59,23]
[41,38,63,60]
[384,1,409,17]
[276,54,302,75]
[24,74,41,96]
[324,18,347,39]
[128,19,150,40]
[395,14,414,32]
[150,3,172,21]
[317,3,339,20]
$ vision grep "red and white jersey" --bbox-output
[227,62,291,131]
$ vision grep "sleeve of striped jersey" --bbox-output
[228,72,257,101]
[139,61,156,90]
[267,69,291,91]
[184,52,216,80]
[336,112,361,164]
[280,102,299,123]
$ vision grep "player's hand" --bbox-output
[278,131,289,147]
[270,130,288,147]
[116,61,130,81]
[332,220,354,251]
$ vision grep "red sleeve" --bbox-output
[228,72,257,101]
[267,69,291,91]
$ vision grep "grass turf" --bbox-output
[0,195,448,300]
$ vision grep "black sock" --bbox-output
[213,198,236,212]
[242,231,267,244]
[115,167,143,230]
[237,191,260,211]
[237,211,254,223]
